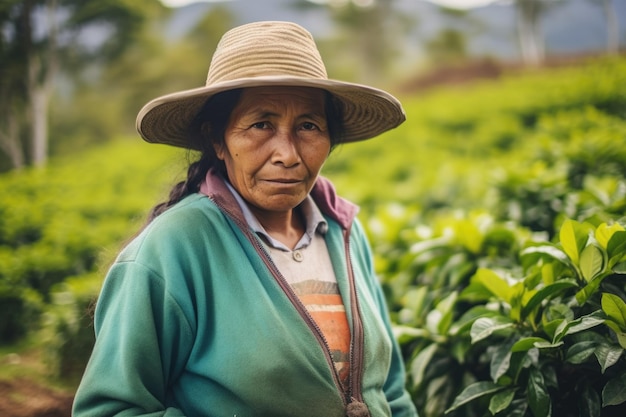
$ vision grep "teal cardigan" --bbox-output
[72,171,417,417]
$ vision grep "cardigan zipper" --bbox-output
[344,227,366,407]
[214,200,353,405]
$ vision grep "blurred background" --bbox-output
[1,0,624,171]
[1,1,625,416]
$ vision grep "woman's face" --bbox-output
[215,86,331,216]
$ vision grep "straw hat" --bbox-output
[136,21,405,149]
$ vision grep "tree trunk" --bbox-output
[0,111,25,170]
[31,83,48,167]
[29,0,58,167]
[602,0,619,54]
[516,0,544,67]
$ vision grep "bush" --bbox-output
[41,273,101,382]
[2,57,626,411]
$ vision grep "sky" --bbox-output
[159,0,498,10]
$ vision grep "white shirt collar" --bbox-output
[225,181,328,252]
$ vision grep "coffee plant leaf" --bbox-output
[579,244,606,282]
[470,316,515,344]
[602,371,626,407]
[594,343,623,373]
[527,368,551,417]
[521,245,570,268]
[510,337,552,353]
[489,387,516,415]
[606,230,626,268]
[490,337,516,382]
[604,320,626,349]
[560,219,592,266]
[578,382,601,417]
[595,223,624,250]
[553,311,605,343]
[472,268,514,304]
[601,293,626,329]
[520,279,578,321]
[444,381,503,413]
[409,342,438,390]
[565,341,598,364]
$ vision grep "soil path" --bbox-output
[0,379,74,417]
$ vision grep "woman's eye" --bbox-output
[301,122,318,131]
[251,122,269,129]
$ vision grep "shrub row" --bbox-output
[1,57,625,412]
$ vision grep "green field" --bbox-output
[1,56,626,416]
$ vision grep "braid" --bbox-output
[146,88,243,223]
[147,156,212,221]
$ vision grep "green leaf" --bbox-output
[594,344,623,373]
[527,369,551,417]
[579,244,605,282]
[560,219,590,265]
[601,293,626,329]
[473,268,513,304]
[565,341,597,364]
[449,306,497,336]
[470,317,515,344]
[435,291,458,334]
[596,223,624,249]
[607,230,626,267]
[409,343,438,389]
[576,277,607,306]
[445,381,504,413]
[505,399,528,417]
[614,260,626,274]
[393,325,430,344]
[602,372,626,406]
[491,338,515,382]
[511,337,551,352]
[541,263,555,285]
[604,320,626,349]
[489,388,516,415]
[521,279,578,320]
[521,245,570,266]
[579,382,601,417]
[553,311,605,343]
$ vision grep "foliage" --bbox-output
[0,0,166,170]
[348,57,626,416]
[1,56,626,416]
[0,139,185,345]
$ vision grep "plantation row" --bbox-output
[1,56,626,416]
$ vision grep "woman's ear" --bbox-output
[201,121,225,161]
[213,141,225,161]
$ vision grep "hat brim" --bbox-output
[136,76,406,150]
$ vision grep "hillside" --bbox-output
[1,56,625,416]
[165,0,626,61]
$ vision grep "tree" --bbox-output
[298,0,413,84]
[590,0,620,54]
[514,0,568,67]
[0,1,31,169]
[515,0,546,66]
[0,0,160,171]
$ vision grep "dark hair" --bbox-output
[147,88,344,222]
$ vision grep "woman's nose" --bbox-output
[271,130,301,167]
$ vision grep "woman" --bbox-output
[73,21,417,417]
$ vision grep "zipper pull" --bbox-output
[346,399,370,417]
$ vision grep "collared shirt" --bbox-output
[225,181,328,252]
[224,180,351,388]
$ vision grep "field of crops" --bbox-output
[1,56,626,416]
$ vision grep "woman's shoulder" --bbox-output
[117,193,226,262]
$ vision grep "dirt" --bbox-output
[0,379,74,417]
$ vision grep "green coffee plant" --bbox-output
[399,218,626,417]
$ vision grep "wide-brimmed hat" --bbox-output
[136,21,405,149]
